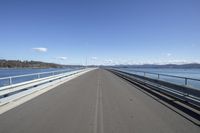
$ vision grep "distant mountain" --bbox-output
[0,59,83,68]
[113,63,200,69]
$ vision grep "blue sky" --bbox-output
[0,0,200,65]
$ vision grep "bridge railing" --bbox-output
[110,69,200,107]
[0,68,88,105]
[0,69,80,87]
[117,69,200,90]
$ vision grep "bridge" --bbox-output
[0,69,199,133]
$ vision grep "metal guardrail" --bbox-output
[116,69,200,89]
[109,69,200,108]
[0,69,80,87]
[0,68,88,105]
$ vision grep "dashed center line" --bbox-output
[94,73,104,133]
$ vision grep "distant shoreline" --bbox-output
[0,67,60,69]
[0,59,83,69]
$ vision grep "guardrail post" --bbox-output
[37,74,40,79]
[158,74,160,79]
[185,78,188,86]
[9,77,12,85]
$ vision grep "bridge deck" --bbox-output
[0,69,199,133]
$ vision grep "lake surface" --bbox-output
[0,68,76,78]
[119,68,200,79]
[0,68,81,87]
[117,68,200,90]
[1,67,200,90]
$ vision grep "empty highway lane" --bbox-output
[0,69,199,133]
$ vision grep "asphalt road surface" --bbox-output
[0,69,199,133]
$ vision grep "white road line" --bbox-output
[94,71,104,133]
[94,79,100,133]
[99,78,104,133]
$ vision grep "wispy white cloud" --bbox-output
[166,53,172,57]
[104,59,113,65]
[32,47,48,52]
[105,59,113,62]
[57,56,67,60]
[148,60,195,65]
[91,57,98,60]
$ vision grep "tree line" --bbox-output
[0,60,63,68]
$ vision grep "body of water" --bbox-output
[118,68,200,90]
[0,68,74,78]
[0,68,81,87]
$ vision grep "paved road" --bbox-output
[0,69,199,133]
